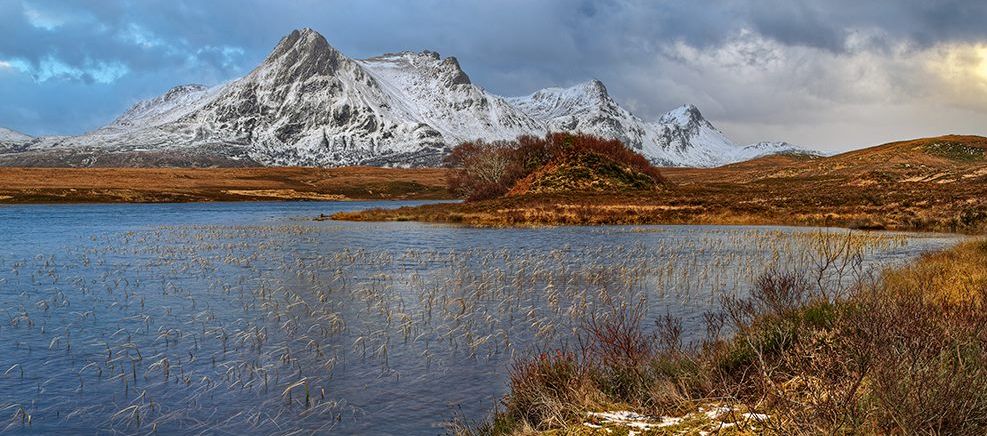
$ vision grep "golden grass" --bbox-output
[881,239,987,305]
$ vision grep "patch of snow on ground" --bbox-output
[586,404,769,435]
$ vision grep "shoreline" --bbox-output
[330,192,987,235]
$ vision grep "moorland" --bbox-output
[0,166,448,203]
[335,134,987,234]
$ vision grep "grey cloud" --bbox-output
[1,0,986,150]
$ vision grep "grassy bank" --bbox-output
[457,238,987,435]
[333,186,987,234]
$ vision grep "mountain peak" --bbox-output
[275,28,330,51]
[508,79,618,120]
[573,79,610,101]
[361,50,472,87]
[745,141,794,149]
[162,84,207,100]
[658,104,705,127]
[363,50,472,87]
[742,141,822,158]
[265,28,339,63]
[439,56,471,86]
[291,27,326,42]
[256,28,347,81]
[409,50,471,86]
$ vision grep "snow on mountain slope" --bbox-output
[506,80,648,152]
[740,141,822,159]
[357,51,544,145]
[0,127,32,144]
[101,84,224,132]
[0,28,814,168]
[645,104,745,166]
[87,29,541,166]
[165,28,449,166]
[0,127,34,154]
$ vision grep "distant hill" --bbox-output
[666,135,987,186]
[0,127,33,153]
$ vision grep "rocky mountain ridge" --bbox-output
[0,28,814,168]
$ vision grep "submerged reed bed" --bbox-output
[0,222,955,433]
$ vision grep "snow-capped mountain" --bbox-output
[740,141,819,159]
[506,80,645,150]
[0,127,34,154]
[0,127,32,144]
[0,28,813,168]
[508,85,808,167]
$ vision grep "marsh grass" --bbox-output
[473,239,987,435]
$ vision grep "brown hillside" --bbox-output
[799,135,987,186]
[446,133,665,201]
[665,135,987,186]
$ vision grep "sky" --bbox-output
[2,0,987,152]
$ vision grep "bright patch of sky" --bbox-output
[118,24,167,49]
[3,56,128,84]
[23,3,68,30]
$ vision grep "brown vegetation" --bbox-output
[0,166,450,203]
[335,135,987,234]
[446,133,665,201]
[467,239,987,435]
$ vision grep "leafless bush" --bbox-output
[582,302,654,403]
[721,269,813,333]
[501,350,592,430]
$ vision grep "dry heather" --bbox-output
[459,239,987,435]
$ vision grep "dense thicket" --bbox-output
[444,133,664,201]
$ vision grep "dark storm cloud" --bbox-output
[739,0,987,53]
[1,0,986,149]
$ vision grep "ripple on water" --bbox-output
[0,201,964,434]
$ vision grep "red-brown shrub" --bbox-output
[444,133,665,201]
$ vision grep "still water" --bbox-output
[0,201,963,434]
